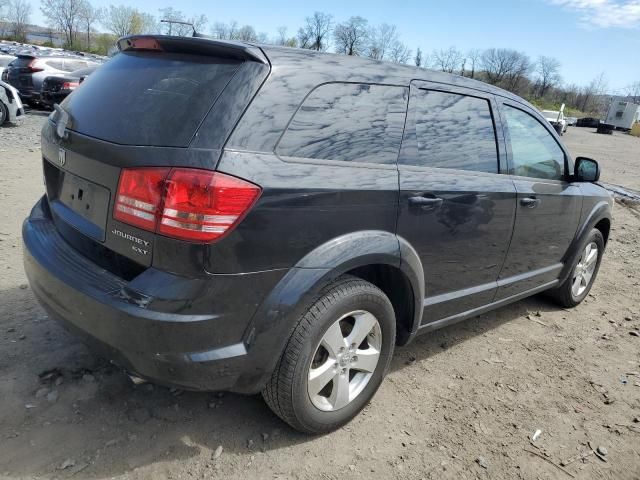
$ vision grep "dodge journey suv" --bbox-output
[23,35,612,434]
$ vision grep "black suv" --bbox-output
[23,35,612,434]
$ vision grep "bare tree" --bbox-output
[297,11,333,51]
[333,16,368,56]
[158,8,206,36]
[0,0,9,37]
[365,23,397,60]
[578,72,608,113]
[389,39,411,64]
[535,55,561,98]
[40,0,84,47]
[210,20,238,39]
[466,48,481,79]
[274,26,296,47]
[480,48,532,94]
[78,0,100,49]
[432,46,463,73]
[189,14,207,35]
[237,24,257,41]
[414,47,422,67]
[103,5,145,37]
[276,26,288,45]
[7,0,31,41]
[624,81,640,103]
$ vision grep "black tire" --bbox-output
[549,228,604,308]
[0,102,8,126]
[262,275,396,434]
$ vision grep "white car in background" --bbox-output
[540,108,567,135]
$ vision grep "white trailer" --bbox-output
[605,99,640,131]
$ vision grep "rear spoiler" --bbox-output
[117,35,268,64]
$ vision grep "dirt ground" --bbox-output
[1,114,639,480]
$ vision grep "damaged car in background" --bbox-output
[41,66,98,108]
[0,79,24,126]
[540,106,567,135]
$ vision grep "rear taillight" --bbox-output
[27,59,44,73]
[113,168,261,242]
[62,81,80,90]
[114,168,169,230]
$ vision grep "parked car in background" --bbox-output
[41,66,98,108]
[0,54,15,79]
[4,54,99,106]
[23,35,613,434]
[566,116,577,126]
[540,109,567,135]
[0,79,25,125]
[577,117,601,128]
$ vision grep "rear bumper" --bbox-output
[16,88,38,101]
[23,197,287,393]
[41,91,68,107]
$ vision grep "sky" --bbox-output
[30,0,640,92]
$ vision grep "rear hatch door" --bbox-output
[41,36,269,274]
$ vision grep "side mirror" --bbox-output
[574,157,600,182]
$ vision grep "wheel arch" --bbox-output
[559,201,611,284]
[238,231,424,391]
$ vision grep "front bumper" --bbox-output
[23,197,287,393]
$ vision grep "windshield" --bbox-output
[62,51,241,147]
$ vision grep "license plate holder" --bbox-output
[55,172,110,241]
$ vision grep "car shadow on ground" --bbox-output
[389,294,562,373]
[0,284,560,478]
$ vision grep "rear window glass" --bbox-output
[45,59,65,70]
[70,67,96,76]
[12,57,33,67]
[63,51,241,147]
[276,83,408,164]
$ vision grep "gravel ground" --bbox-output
[1,115,639,479]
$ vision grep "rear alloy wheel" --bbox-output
[263,276,395,434]
[307,310,382,412]
[550,228,604,307]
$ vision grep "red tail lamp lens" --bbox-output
[113,168,169,230]
[113,167,261,242]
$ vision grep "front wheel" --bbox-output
[262,276,396,434]
[550,228,604,307]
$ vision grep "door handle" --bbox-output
[520,197,540,208]
[408,195,443,208]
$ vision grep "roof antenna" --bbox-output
[160,19,196,36]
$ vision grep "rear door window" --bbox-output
[276,83,408,164]
[402,89,499,173]
[62,51,241,147]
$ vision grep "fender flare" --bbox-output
[559,200,611,284]
[237,230,425,389]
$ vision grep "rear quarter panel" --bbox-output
[210,151,399,273]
